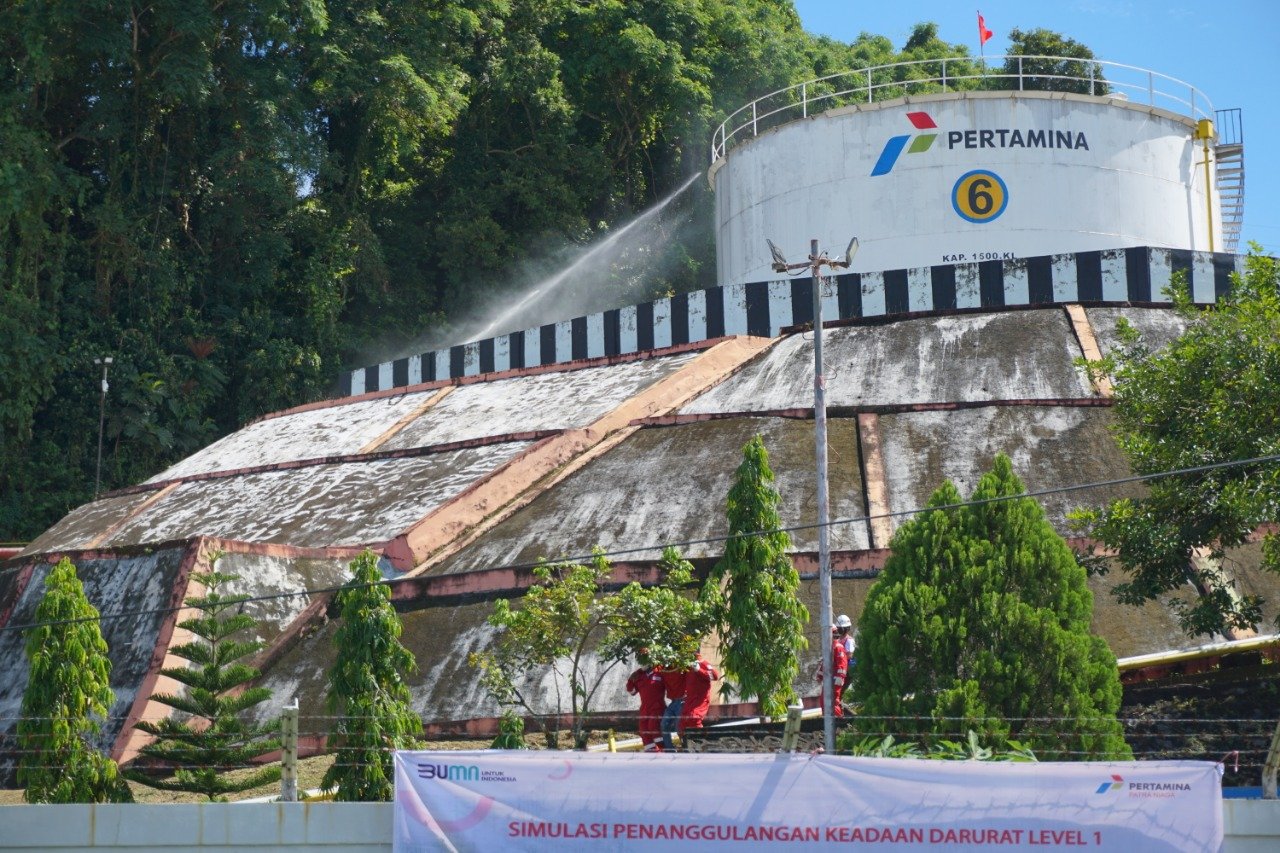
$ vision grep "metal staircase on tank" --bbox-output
[1215,108,1245,253]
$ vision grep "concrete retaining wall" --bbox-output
[345,246,1244,394]
[0,799,1275,851]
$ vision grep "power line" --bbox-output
[1,452,1277,636]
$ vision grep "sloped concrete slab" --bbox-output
[105,445,531,549]
[1086,307,1191,358]
[0,549,187,782]
[681,310,1094,414]
[21,491,158,556]
[877,405,1142,534]
[434,416,868,574]
[382,353,700,451]
[146,393,442,482]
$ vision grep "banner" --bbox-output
[394,752,1221,852]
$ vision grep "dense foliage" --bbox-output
[322,550,421,801]
[126,565,281,800]
[853,455,1130,760]
[17,558,132,803]
[1077,251,1280,637]
[1000,28,1108,94]
[2,6,1094,540]
[703,435,808,719]
[472,547,707,748]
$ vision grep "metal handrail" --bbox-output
[711,55,1215,163]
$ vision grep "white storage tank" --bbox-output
[711,68,1228,285]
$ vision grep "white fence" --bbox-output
[0,800,1276,851]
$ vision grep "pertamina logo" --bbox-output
[870,111,938,176]
[1095,774,1124,794]
[1095,774,1191,799]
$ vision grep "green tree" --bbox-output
[127,562,280,800]
[471,551,625,750]
[17,558,132,803]
[321,550,421,801]
[1076,251,1280,637]
[613,547,713,669]
[854,455,1130,760]
[703,435,809,719]
[1000,28,1108,95]
[471,548,705,749]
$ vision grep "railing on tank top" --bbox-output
[711,56,1215,162]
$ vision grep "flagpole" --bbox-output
[977,10,988,81]
[978,9,984,65]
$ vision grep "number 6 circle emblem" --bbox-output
[952,169,1008,223]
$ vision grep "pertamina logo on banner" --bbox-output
[1095,773,1194,799]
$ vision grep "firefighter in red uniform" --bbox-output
[817,624,850,716]
[679,653,722,740]
[656,662,687,751]
[625,650,667,751]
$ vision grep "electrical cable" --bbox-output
[1,452,1276,635]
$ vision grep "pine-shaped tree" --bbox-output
[854,454,1131,759]
[17,558,132,803]
[322,550,421,801]
[127,563,280,799]
[703,435,809,718]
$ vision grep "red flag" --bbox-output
[978,12,993,45]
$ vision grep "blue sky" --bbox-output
[792,1,1279,255]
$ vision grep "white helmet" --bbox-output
[835,614,852,628]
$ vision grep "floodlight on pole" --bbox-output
[93,356,113,499]
[764,236,857,756]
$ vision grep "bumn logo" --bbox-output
[419,762,480,782]
[871,112,938,176]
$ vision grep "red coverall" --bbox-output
[817,635,850,716]
[625,666,667,749]
[656,665,687,750]
[829,635,850,715]
[680,656,722,734]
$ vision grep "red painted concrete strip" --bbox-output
[386,337,779,572]
[111,539,206,764]
[0,561,36,629]
[101,429,565,499]
[84,482,182,549]
[629,399,1114,431]
[857,413,893,550]
[1065,304,1114,397]
[358,386,455,454]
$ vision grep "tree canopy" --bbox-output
[704,435,809,718]
[126,564,281,800]
[1077,251,1280,637]
[17,558,132,803]
[1,8,1097,540]
[322,550,421,801]
[854,455,1130,760]
[471,548,708,749]
[1000,27,1108,94]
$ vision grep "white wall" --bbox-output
[0,800,1275,851]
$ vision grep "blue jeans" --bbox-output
[661,698,684,749]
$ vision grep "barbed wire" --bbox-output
[1,711,1278,726]
[3,452,1278,636]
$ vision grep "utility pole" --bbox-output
[280,698,299,802]
[766,237,858,754]
[93,356,113,499]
